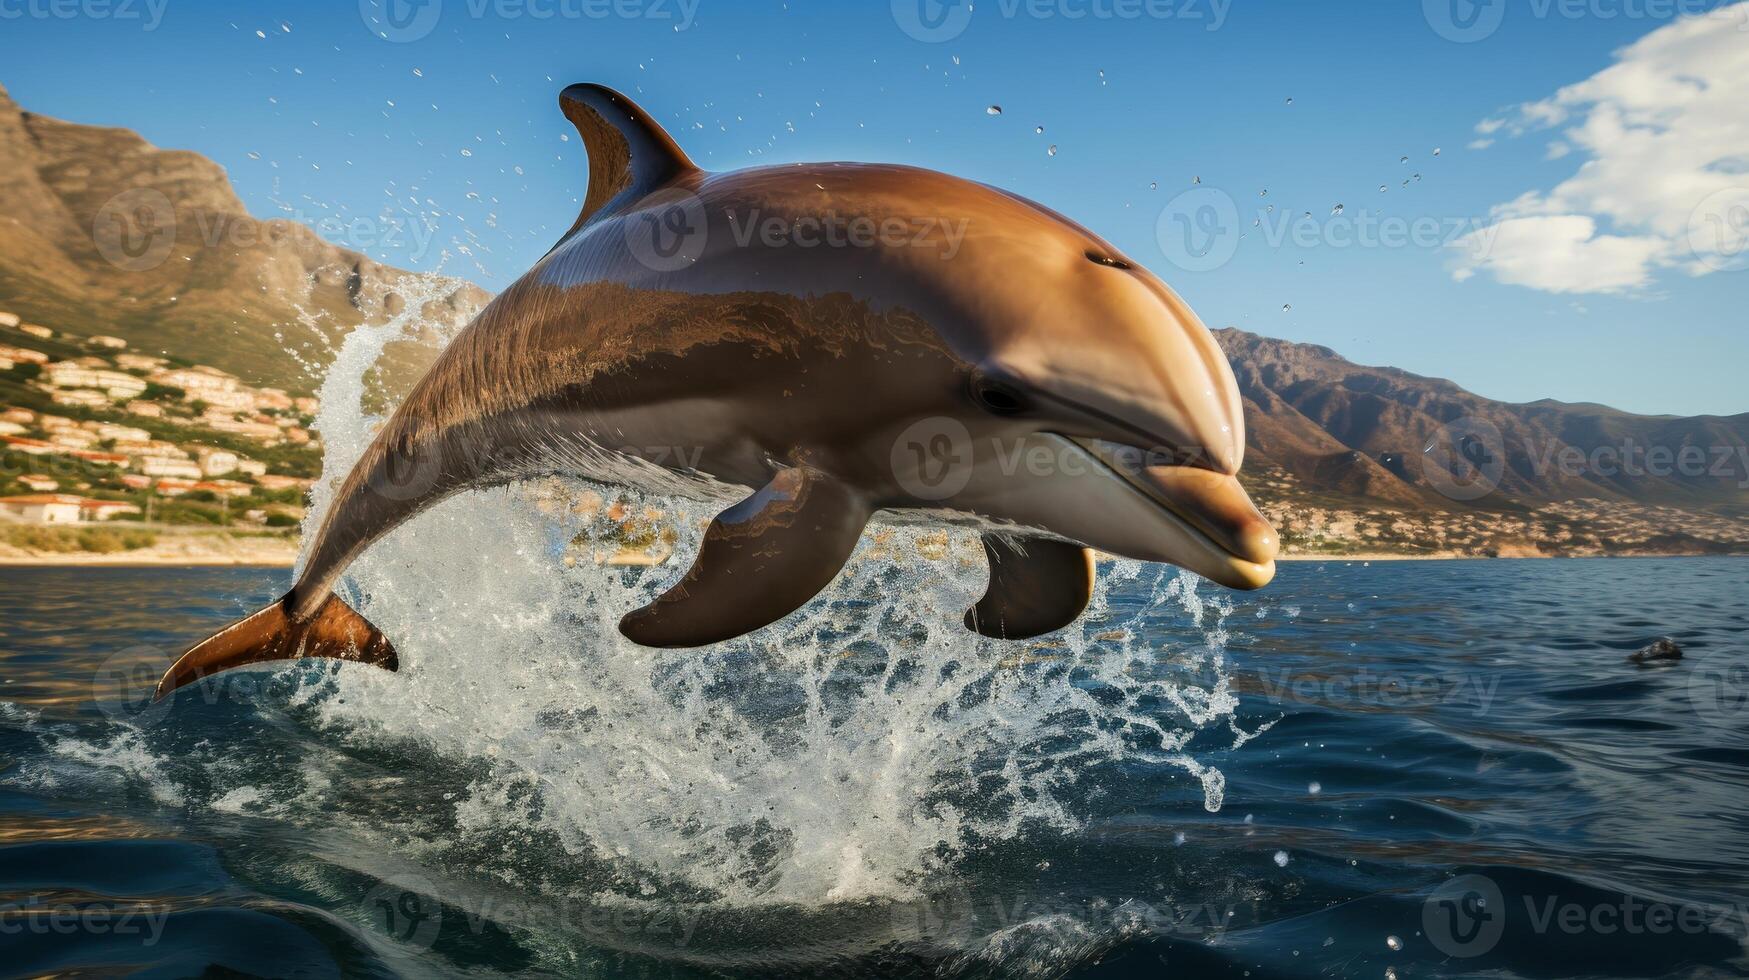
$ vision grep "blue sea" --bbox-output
[1,558,1746,979]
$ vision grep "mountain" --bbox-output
[1217,328,1749,516]
[0,82,487,394]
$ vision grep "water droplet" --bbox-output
[1047,145,1058,157]
[986,105,1002,116]
[1379,184,1388,192]
[952,55,961,65]
[1400,155,1409,164]
[1281,304,1292,312]
[1332,204,1345,215]
[412,67,424,77]
[1433,147,1442,156]
[1386,935,1403,951]
[1149,181,1158,190]
[1309,781,1322,794]
[1413,173,1422,181]
[460,148,472,157]
[1285,96,1294,105]
[1173,831,1187,845]
[1259,188,1268,197]
[1035,125,1044,134]
[1274,850,1290,867]
[1193,176,1201,184]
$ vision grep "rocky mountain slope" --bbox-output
[0,82,487,394]
[1216,329,1749,516]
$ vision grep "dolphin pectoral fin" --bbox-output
[154,592,397,701]
[964,536,1096,640]
[619,468,869,648]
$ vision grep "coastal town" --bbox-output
[0,311,319,561]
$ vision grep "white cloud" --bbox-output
[1450,4,1749,294]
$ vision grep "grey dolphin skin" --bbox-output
[154,83,1279,699]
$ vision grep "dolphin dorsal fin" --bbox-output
[556,83,695,241]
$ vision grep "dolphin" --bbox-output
[155,83,1278,699]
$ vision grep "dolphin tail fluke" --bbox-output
[620,467,869,647]
[965,535,1096,640]
[154,592,398,701]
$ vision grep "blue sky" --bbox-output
[1,0,1744,416]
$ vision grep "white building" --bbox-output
[44,362,147,399]
[89,335,128,350]
[0,494,84,523]
[133,457,203,480]
[97,423,151,443]
[49,389,111,409]
[196,448,239,476]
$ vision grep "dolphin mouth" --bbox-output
[1061,436,1279,590]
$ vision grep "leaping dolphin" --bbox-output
[155,83,1279,700]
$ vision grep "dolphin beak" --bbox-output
[1071,438,1279,589]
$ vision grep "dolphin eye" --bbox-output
[1085,251,1132,270]
[970,375,1030,415]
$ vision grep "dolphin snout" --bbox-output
[1137,466,1280,568]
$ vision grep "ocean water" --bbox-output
[1,556,1746,979]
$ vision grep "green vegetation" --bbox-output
[1,524,157,554]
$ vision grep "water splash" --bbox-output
[281,283,1253,906]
